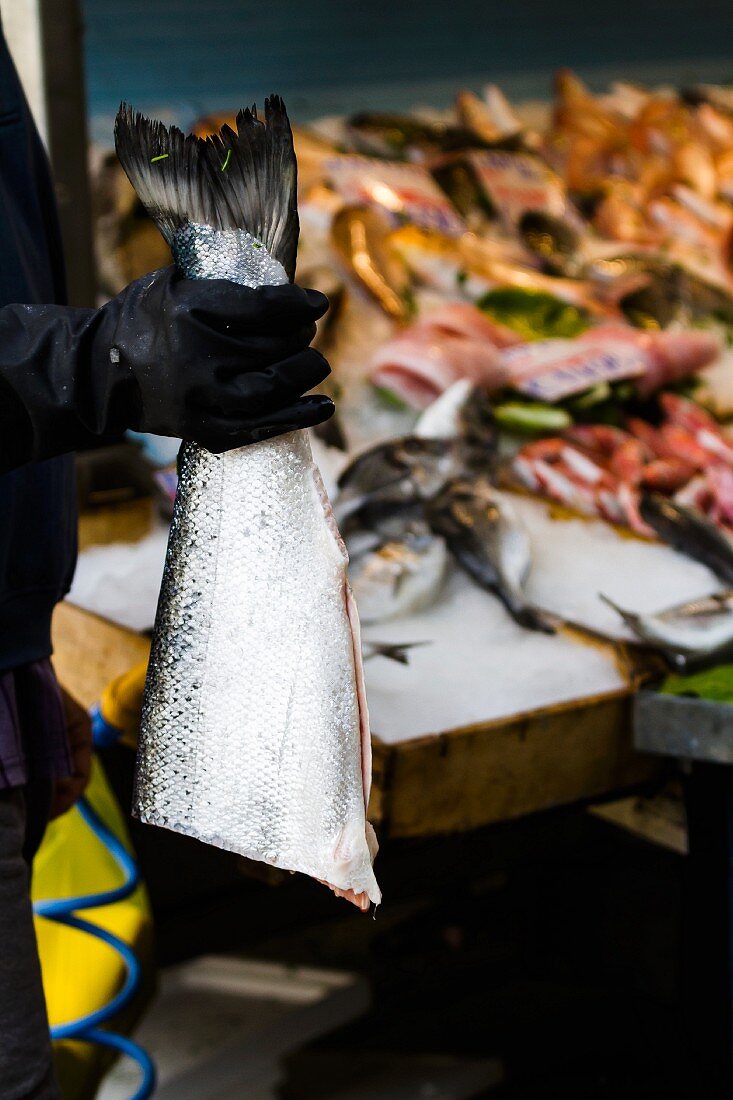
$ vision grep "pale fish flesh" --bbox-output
[115,101,380,909]
[369,302,517,408]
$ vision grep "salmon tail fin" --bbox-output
[114,96,299,280]
[205,97,299,281]
[114,103,217,246]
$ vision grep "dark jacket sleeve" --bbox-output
[0,272,335,475]
[0,302,138,474]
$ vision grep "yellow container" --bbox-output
[32,758,154,1099]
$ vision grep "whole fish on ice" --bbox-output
[426,477,556,632]
[334,434,476,525]
[601,590,733,668]
[115,100,379,909]
[640,492,733,585]
[350,524,448,623]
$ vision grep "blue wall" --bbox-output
[82,0,733,145]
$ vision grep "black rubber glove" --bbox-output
[0,267,334,473]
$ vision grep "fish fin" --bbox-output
[599,593,643,633]
[114,103,217,245]
[205,97,299,280]
[114,97,299,278]
[330,820,382,907]
[364,641,430,665]
[514,605,558,635]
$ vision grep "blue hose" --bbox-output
[33,736,156,1100]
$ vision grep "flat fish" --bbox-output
[115,100,380,909]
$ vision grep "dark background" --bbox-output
[82,0,733,142]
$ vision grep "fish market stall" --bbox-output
[52,596,656,844]
[78,76,733,788]
[50,68,733,1096]
[64,447,712,841]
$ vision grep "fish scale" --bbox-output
[117,103,380,907]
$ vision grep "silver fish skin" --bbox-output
[135,223,380,908]
[350,526,448,623]
[334,435,479,527]
[426,478,555,633]
[601,591,733,658]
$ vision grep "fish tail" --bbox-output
[512,603,558,635]
[599,593,642,634]
[114,96,299,279]
[364,641,430,665]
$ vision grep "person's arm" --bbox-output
[0,267,334,473]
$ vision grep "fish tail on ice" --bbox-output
[363,640,431,665]
[511,603,558,635]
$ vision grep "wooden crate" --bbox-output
[371,691,659,839]
[52,601,150,711]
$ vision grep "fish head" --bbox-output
[335,438,418,518]
[425,476,493,540]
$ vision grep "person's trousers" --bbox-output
[0,780,60,1099]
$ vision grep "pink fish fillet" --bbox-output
[578,324,721,398]
[370,318,509,408]
[421,302,523,347]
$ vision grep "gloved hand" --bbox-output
[101,268,334,450]
[0,268,335,473]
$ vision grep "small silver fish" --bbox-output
[601,590,733,666]
[115,101,379,910]
[350,526,448,623]
[334,436,471,526]
[426,478,555,633]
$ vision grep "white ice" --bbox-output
[503,492,720,640]
[361,570,625,744]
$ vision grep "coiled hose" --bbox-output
[33,706,156,1100]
